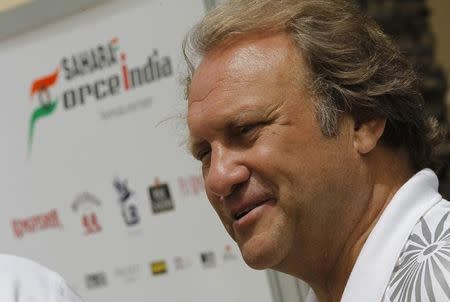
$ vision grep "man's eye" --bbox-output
[237,123,263,136]
[239,125,255,135]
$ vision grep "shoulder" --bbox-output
[0,254,82,302]
[0,253,62,282]
[0,253,53,271]
[383,199,450,302]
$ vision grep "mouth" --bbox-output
[233,199,273,221]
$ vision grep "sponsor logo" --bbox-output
[85,272,107,289]
[114,264,142,283]
[173,256,193,271]
[11,209,62,239]
[200,251,216,268]
[148,178,174,214]
[223,244,238,261]
[99,96,152,120]
[71,192,102,235]
[150,260,168,275]
[177,174,204,197]
[113,177,140,226]
[27,37,173,155]
[28,70,59,155]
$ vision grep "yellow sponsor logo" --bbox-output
[151,261,167,275]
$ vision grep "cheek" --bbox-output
[253,131,307,178]
[254,129,348,204]
[247,135,281,167]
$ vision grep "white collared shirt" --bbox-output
[306,169,449,302]
[0,254,82,302]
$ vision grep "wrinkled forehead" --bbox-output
[188,33,302,106]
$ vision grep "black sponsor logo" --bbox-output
[85,272,107,289]
[113,177,140,226]
[200,251,216,268]
[148,179,174,214]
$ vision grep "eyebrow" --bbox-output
[187,112,256,157]
[187,103,280,157]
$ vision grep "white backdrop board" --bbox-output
[0,1,277,301]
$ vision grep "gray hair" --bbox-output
[183,0,443,170]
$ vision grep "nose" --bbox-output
[204,143,250,198]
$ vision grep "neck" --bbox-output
[314,150,415,302]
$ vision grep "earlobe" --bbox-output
[353,118,387,154]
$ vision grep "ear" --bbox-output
[353,118,387,154]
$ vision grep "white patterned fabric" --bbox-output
[0,254,83,302]
[305,169,448,302]
[381,201,450,301]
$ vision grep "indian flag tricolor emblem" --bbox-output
[28,68,59,155]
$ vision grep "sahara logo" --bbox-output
[27,37,173,155]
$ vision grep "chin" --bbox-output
[242,254,272,270]
[239,234,286,270]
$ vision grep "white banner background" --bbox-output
[0,1,275,301]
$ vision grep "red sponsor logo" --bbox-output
[82,213,102,235]
[12,209,62,238]
[177,174,204,197]
[72,192,102,235]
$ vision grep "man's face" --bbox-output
[187,33,360,273]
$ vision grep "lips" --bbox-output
[234,200,268,220]
[230,197,274,221]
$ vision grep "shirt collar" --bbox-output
[305,169,442,302]
[340,168,442,302]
